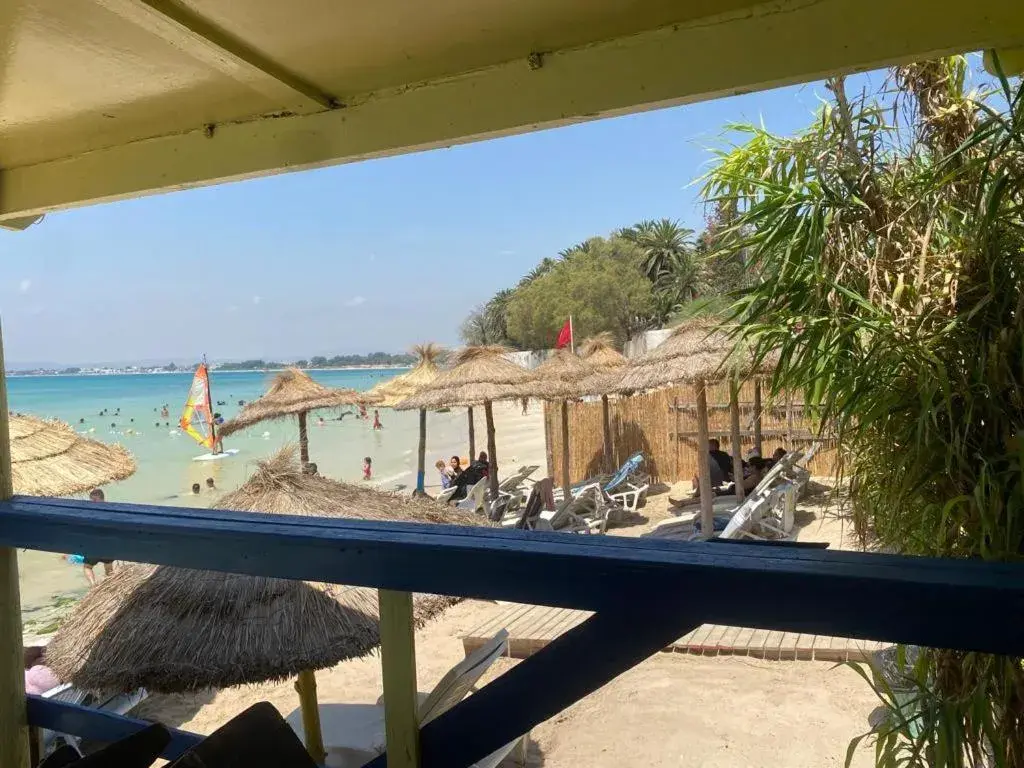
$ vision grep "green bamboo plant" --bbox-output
[702,57,1024,766]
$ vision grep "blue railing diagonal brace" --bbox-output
[364,598,703,768]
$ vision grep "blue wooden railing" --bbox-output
[3,494,1024,766]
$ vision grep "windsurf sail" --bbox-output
[180,363,217,451]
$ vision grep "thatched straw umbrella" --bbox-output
[613,319,772,538]
[366,344,443,495]
[218,368,378,468]
[10,415,135,496]
[47,447,484,763]
[518,349,596,498]
[579,333,628,474]
[396,345,531,499]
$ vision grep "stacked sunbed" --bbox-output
[646,445,819,542]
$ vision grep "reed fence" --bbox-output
[542,381,837,485]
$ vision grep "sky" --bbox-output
[0,71,891,367]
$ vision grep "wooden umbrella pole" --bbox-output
[0,323,29,768]
[560,400,571,498]
[601,395,613,474]
[730,380,745,502]
[295,669,326,764]
[467,406,476,459]
[379,589,420,768]
[484,401,499,500]
[297,411,310,467]
[753,380,763,455]
[695,380,715,539]
[415,408,427,495]
[786,390,794,450]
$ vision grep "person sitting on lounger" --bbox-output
[23,646,59,695]
[708,439,734,480]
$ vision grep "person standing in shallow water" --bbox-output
[363,457,373,480]
[372,409,382,430]
[70,489,115,586]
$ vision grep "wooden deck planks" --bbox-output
[464,603,892,661]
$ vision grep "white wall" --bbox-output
[623,328,672,359]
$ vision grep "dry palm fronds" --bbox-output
[47,448,487,692]
[10,415,135,496]
[613,319,773,393]
[395,345,531,410]
[218,368,377,437]
[366,343,443,408]
[518,349,597,401]
[578,332,627,371]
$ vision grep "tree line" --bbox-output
[460,214,749,349]
[216,352,414,371]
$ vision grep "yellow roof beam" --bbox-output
[92,0,338,112]
[1,0,1021,222]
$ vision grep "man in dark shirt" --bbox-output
[708,438,734,481]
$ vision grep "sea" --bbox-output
[12,368,487,630]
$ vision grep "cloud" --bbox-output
[18,279,31,294]
[252,295,262,305]
[344,296,366,307]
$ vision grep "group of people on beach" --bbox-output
[435,452,490,500]
[693,439,788,497]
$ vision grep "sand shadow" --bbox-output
[131,688,217,731]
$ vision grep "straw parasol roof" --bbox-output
[218,368,378,437]
[579,332,627,372]
[10,415,135,496]
[518,348,597,401]
[46,448,486,693]
[366,343,443,408]
[612,318,772,393]
[394,345,531,410]
[216,445,483,527]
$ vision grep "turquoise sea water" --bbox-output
[9,369,408,504]
[14,368,510,621]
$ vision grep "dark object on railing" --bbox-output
[38,723,168,767]
[168,702,317,768]
[26,696,203,762]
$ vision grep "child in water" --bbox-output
[372,410,382,430]
[363,457,372,480]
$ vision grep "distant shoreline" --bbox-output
[5,365,411,378]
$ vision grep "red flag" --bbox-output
[555,319,572,349]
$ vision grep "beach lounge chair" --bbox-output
[502,483,545,529]
[497,465,539,495]
[535,493,605,533]
[553,452,650,516]
[287,630,528,768]
[435,486,459,505]
[456,477,488,514]
[40,683,149,756]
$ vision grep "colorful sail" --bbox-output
[180,364,216,450]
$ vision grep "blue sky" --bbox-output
[0,72,885,366]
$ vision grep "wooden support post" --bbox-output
[295,669,326,764]
[415,409,427,495]
[297,411,309,467]
[0,323,29,768]
[467,407,475,460]
[560,400,571,499]
[484,401,499,501]
[379,589,420,768]
[753,380,763,455]
[786,391,794,450]
[730,381,745,503]
[601,395,613,474]
[673,395,681,480]
[695,380,714,539]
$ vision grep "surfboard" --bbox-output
[192,448,240,462]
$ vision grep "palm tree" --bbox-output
[620,218,696,282]
[703,59,1024,764]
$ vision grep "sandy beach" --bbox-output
[122,469,877,767]
[20,381,877,766]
